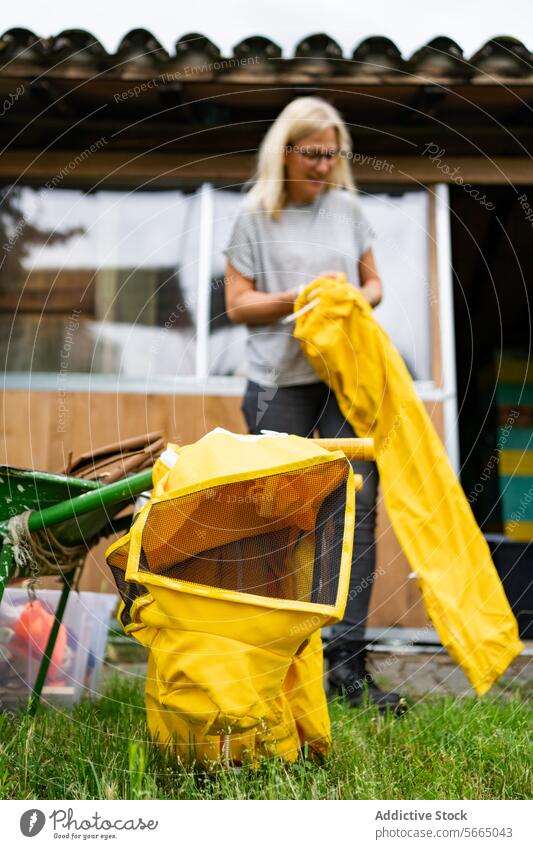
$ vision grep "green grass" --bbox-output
[0,676,531,800]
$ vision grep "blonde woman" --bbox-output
[223,96,402,712]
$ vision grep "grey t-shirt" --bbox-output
[223,188,376,387]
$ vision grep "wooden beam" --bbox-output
[1,150,533,186]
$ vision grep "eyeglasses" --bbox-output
[285,144,342,164]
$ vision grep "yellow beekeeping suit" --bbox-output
[106,428,357,765]
[293,275,523,696]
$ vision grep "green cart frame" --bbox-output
[0,464,152,715]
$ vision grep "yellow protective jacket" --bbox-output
[106,428,357,765]
[293,275,523,695]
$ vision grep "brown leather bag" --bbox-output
[60,432,164,484]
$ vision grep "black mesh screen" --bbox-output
[311,484,347,606]
[137,459,350,606]
[107,551,147,629]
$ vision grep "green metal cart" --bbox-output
[0,464,152,714]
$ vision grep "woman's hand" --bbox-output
[225,262,297,324]
[360,278,382,308]
[359,249,383,308]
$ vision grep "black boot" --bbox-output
[326,641,407,714]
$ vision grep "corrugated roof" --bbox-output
[0,29,531,80]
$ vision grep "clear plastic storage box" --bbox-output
[0,588,117,710]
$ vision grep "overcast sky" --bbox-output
[3,0,532,58]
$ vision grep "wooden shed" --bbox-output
[1,29,532,628]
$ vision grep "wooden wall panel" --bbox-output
[1,390,445,627]
[2,150,533,186]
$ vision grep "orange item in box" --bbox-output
[13,601,67,681]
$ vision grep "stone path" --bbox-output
[368,647,533,698]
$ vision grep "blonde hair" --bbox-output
[245,96,355,220]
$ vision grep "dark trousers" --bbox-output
[241,379,378,644]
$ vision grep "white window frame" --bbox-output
[4,182,459,466]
